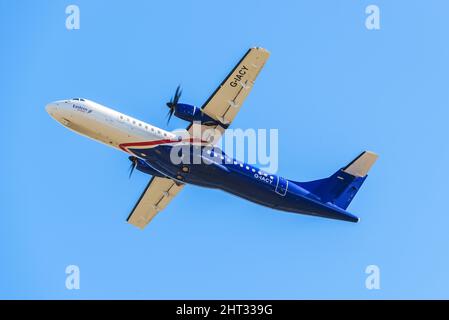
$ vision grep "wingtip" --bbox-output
[252,46,271,54]
[364,150,379,159]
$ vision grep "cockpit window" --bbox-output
[72,98,85,101]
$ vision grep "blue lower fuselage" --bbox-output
[130,145,359,222]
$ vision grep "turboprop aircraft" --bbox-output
[46,47,378,229]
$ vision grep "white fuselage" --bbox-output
[46,98,178,154]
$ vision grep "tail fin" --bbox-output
[295,151,378,210]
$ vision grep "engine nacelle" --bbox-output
[174,103,228,127]
[135,158,163,177]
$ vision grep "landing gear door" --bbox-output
[275,177,288,196]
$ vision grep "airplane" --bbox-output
[45,47,378,229]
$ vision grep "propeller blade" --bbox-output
[174,85,182,105]
[128,156,137,178]
[166,108,174,124]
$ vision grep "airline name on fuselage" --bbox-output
[230,65,249,87]
[72,104,92,114]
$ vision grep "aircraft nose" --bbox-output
[45,102,58,115]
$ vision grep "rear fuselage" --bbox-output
[46,98,359,222]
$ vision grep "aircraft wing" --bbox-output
[127,177,184,229]
[127,48,270,229]
[188,47,270,144]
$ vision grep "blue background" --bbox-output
[1,0,449,299]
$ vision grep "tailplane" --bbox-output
[295,151,378,210]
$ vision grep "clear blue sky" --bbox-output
[1,0,449,299]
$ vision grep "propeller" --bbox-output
[128,156,138,178]
[166,85,182,124]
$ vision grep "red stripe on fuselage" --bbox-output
[119,138,207,153]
